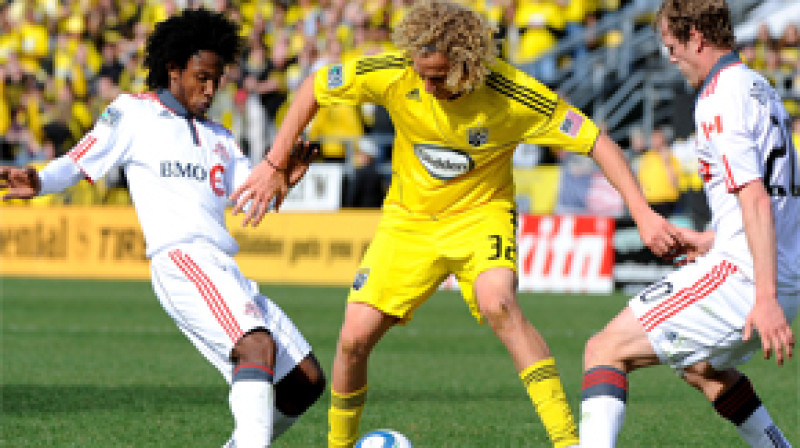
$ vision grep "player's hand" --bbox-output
[0,166,41,200]
[286,139,319,188]
[229,138,318,227]
[635,209,680,258]
[667,227,715,266]
[229,159,288,227]
[744,299,794,365]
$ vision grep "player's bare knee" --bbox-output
[231,329,277,365]
[683,363,739,396]
[480,294,520,331]
[583,330,627,371]
[337,332,376,363]
[583,331,608,369]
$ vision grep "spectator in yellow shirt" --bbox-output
[636,127,682,216]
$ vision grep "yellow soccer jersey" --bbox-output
[314,52,599,216]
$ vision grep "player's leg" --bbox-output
[473,267,578,448]
[683,363,792,447]
[230,333,327,444]
[328,302,398,448]
[272,353,326,440]
[328,209,447,448]
[151,243,320,448]
[580,306,660,448]
[229,329,279,446]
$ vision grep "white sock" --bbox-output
[737,406,791,448]
[579,366,628,448]
[229,364,275,448]
[224,408,297,447]
[580,395,627,448]
[271,409,298,442]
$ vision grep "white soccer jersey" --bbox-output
[694,52,800,287]
[67,91,251,258]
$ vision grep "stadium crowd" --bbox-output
[1,0,798,215]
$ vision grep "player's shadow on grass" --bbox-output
[1,384,227,414]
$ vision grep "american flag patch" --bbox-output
[559,110,585,138]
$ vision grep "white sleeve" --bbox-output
[67,95,133,182]
[38,155,85,195]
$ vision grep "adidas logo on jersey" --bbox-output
[406,88,420,101]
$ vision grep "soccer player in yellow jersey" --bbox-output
[231,1,680,446]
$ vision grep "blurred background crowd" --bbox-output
[1,0,798,227]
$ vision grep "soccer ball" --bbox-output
[355,429,414,448]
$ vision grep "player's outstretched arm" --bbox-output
[590,133,680,257]
[737,180,794,365]
[0,166,41,200]
[230,75,320,227]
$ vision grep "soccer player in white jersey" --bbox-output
[0,9,324,447]
[579,1,799,447]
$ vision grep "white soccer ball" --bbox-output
[355,429,414,448]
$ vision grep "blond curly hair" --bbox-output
[393,0,497,93]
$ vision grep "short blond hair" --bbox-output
[393,0,497,93]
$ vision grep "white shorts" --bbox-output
[150,240,312,383]
[629,253,799,374]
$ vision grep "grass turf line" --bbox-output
[2,278,797,447]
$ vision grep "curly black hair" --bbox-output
[143,8,242,90]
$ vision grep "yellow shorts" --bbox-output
[347,201,517,322]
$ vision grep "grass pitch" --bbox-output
[1,277,798,447]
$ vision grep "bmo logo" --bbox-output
[517,215,614,293]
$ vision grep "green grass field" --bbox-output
[1,277,798,447]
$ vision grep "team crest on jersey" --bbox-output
[467,127,489,147]
[352,268,370,291]
[328,64,344,89]
[213,142,230,162]
[99,106,122,127]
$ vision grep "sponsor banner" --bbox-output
[232,210,380,284]
[441,214,615,293]
[0,206,380,284]
[2,207,619,293]
[518,214,614,293]
[0,206,149,279]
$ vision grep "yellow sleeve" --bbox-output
[313,52,409,107]
[524,99,599,155]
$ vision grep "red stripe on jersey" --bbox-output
[68,136,97,162]
[169,249,243,342]
[640,261,737,331]
[722,155,737,191]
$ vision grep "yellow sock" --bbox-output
[520,357,579,447]
[328,384,367,448]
